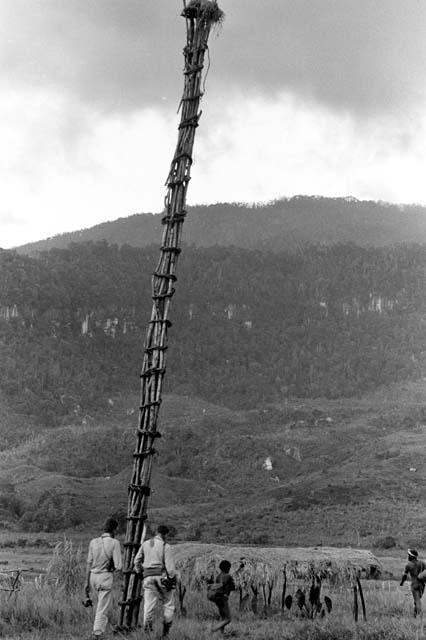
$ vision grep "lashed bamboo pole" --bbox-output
[356,576,367,621]
[119,1,223,629]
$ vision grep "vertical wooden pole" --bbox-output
[356,576,366,622]
[281,567,287,610]
[353,583,359,622]
[261,583,267,615]
[177,580,187,616]
[267,580,274,607]
[251,585,259,614]
[119,1,223,629]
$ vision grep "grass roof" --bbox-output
[173,543,381,588]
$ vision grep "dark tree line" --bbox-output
[1,241,426,424]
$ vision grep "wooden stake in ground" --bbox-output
[119,0,224,630]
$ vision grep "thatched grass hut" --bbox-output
[173,543,381,589]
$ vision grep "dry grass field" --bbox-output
[3,380,426,637]
[0,539,421,640]
[0,574,423,640]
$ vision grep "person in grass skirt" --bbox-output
[207,560,236,634]
[400,548,426,617]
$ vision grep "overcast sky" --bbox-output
[1,0,426,248]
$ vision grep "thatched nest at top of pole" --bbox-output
[173,543,381,589]
[182,0,225,24]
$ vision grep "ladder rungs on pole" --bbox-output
[123,540,146,548]
[172,152,192,161]
[137,429,162,438]
[128,484,151,495]
[140,367,166,378]
[152,292,175,300]
[166,177,189,187]
[144,344,168,352]
[183,64,204,74]
[149,319,172,327]
[161,213,186,225]
[152,272,177,281]
[180,93,203,101]
[160,246,182,254]
[122,569,139,575]
[119,597,143,606]
[140,400,162,409]
[132,449,157,458]
[178,115,199,129]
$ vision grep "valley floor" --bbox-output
[0,546,422,640]
[4,381,426,550]
[3,382,426,638]
[0,588,425,640]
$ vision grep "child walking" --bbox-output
[208,560,236,634]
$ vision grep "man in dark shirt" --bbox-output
[210,560,236,634]
[400,549,426,616]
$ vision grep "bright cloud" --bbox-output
[192,92,426,205]
[1,1,426,248]
[2,87,426,249]
[0,91,177,247]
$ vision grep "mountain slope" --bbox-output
[2,387,426,550]
[3,242,426,425]
[15,197,426,255]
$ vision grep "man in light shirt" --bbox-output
[134,524,176,637]
[85,517,123,639]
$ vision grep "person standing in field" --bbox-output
[85,517,123,639]
[134,524,176,638]
[400,549,426,617]
[207,559,236,634]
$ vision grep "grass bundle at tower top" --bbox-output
[173,543,382,588]
[183,0,225,25]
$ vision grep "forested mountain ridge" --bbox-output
[14,196,426,255]
[3,240,426,540]
[2,241,426,426]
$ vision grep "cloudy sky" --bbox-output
[1,0,426,248]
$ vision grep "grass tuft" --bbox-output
[45,536,84,594]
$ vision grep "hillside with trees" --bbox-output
[2,241,426,425]
[2,386,426,547]
[15,196,426,255]
[3,240,426,539]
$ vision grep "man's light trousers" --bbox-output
[90,572,114,635]
[143,576,175,627]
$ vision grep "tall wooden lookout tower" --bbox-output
[119,0,224,629]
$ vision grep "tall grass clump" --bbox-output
[0,536,90,637]
[0,582,82,633]
[46,535,84,594]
